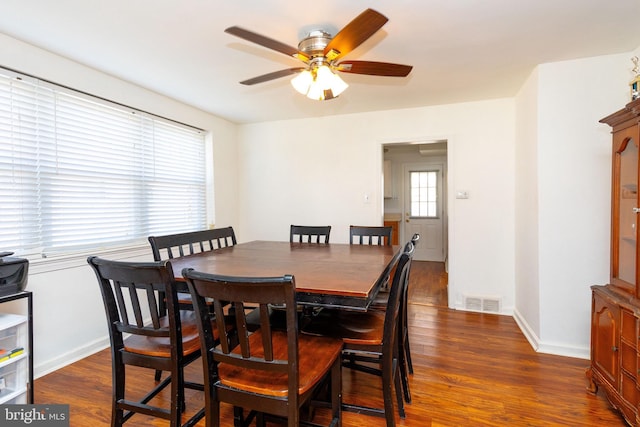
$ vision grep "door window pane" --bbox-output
[410,170,438,218]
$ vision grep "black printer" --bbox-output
[0,252,28,296]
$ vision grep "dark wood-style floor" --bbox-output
[34,261,626,426]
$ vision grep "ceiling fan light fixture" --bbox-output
[292,64,349,101]
[291,69,313,95]
[306,80,326,100]
[330,72,348,97]
[315,65,335,90]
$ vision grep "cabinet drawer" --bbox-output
[3,390,26,404]
[622,310,637,343]
[0,357,27,404]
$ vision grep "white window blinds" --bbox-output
[0,70,207,257]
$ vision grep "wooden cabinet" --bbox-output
[384,220,399,245]
[588,99,640,425]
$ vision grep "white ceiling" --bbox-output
[2,1,640,124]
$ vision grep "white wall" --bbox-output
[514,52,632,358]
[537,53,630,357]
[514,67,542,349]
[236,99,517,313]
[0,33,240,376]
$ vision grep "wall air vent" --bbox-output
[463,295,501,314]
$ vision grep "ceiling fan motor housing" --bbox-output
[298,30,332,58]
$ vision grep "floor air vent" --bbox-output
[464,295,501,313]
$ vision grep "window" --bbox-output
[0,69,207,257]
[410,170,438,218]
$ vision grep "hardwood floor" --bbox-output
[34,261,626,426]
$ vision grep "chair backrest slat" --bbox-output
[149,227,237,260]
[289,225,331,244]
[184,270,296,376]
[88,256,179,345]
[349,225,393,246]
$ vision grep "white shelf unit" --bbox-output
[0,312,29,404]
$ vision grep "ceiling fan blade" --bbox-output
[225,26,309,61]
[336,61,413,77]
[323,9,388,61]
[239,68,306,85]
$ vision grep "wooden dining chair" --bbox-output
[302,241,415,427]
[401,233,420,376]
[349,225,393,246]
[370,233,420,403]
[148,226,237,261]
[183,269,343,427]
[87,256,205,427]
[148,226,238,312]
[147,227,240,385]
[290,225,331,244]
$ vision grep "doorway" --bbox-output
[382,141,448,263]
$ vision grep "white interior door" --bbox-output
[403,163,445,262]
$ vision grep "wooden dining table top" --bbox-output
[169,240,401,311]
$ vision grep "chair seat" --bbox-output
[124,311,203,357]
[177,291,194,305]
[303,309,385,346]
[218,330,343,397]
[177,291,216,304]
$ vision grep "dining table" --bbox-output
[169,240,401,311]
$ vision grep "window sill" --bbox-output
[28,244,152,275]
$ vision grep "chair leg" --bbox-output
[402,294,414,375]
[113,356,125,427]
[399,297,413,402]
[233,406,243,427]
[330,358,342,427]
[398,338,412,403]
[166,363,182,427]
[211,400,222,427]
[393,359,406,419]
[381,362,396,427]
[405,330,414,374]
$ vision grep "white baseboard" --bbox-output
[513,308,589,360]
[34,337,110,379]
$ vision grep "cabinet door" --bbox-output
[384,160,393,199]
[611,126,639,293]
[592,291,620,388]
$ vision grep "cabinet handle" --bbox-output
[633,208,640,213]
[612,346,619,352]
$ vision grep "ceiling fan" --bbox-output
[224,8,413,100]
